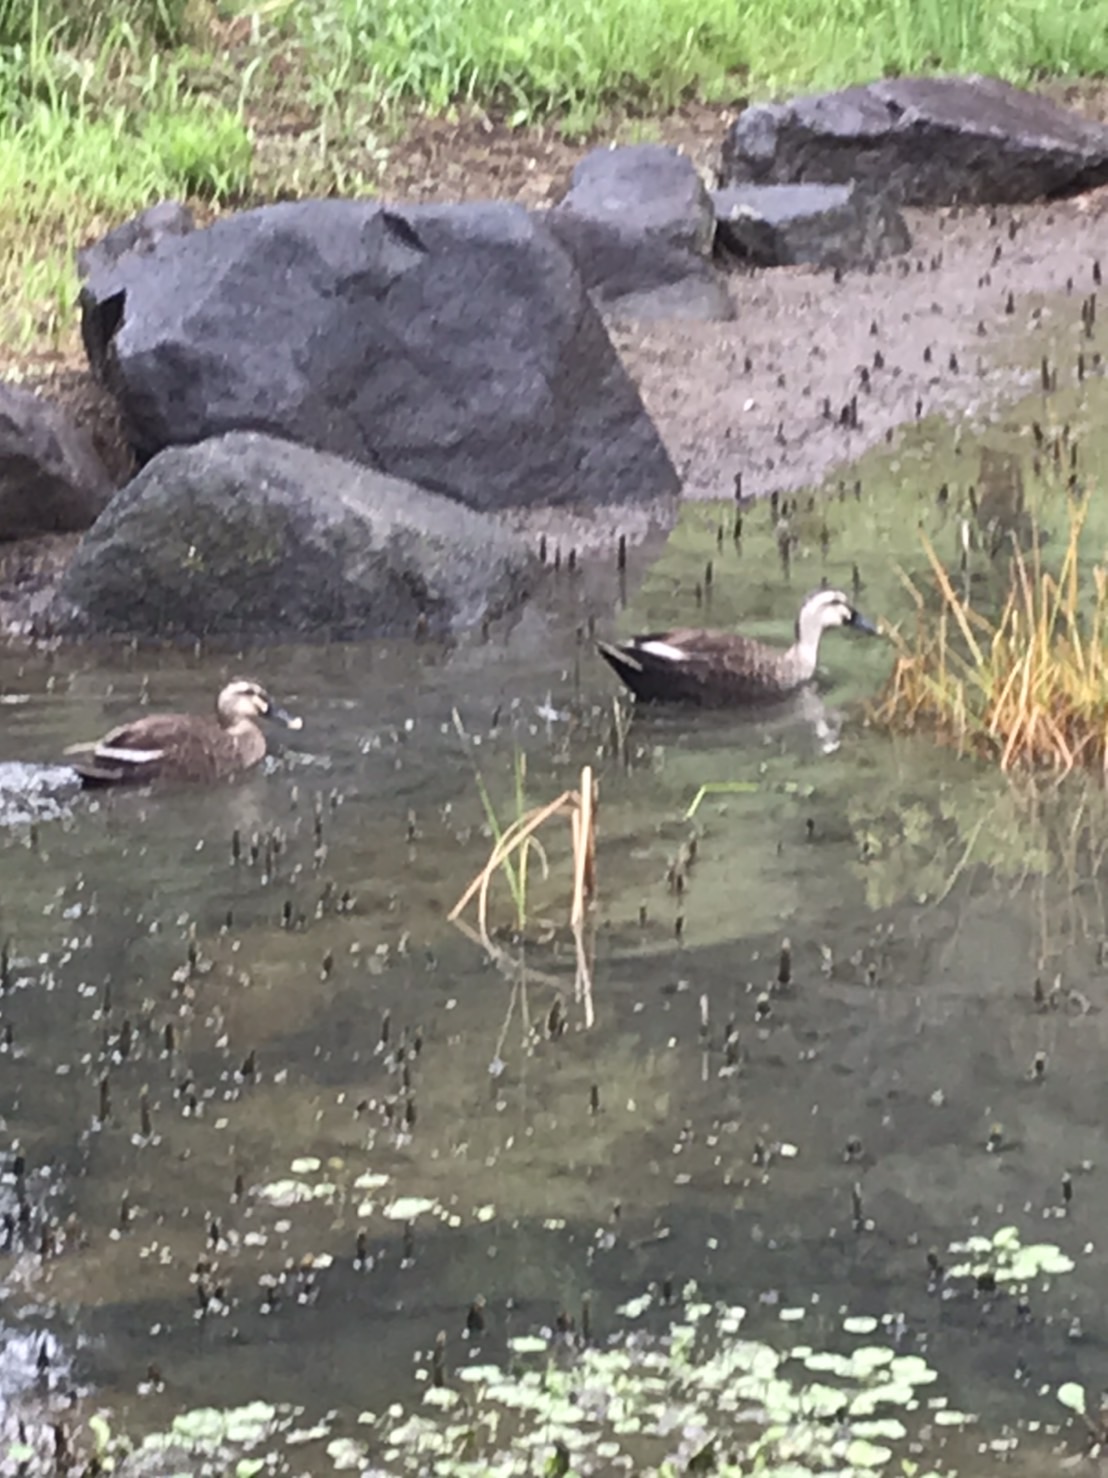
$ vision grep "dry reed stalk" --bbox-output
[874,496,1108,778]
[449,765,599,1026]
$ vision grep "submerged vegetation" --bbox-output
[10,1237,1093,1476]
[875,492,1108,777]
[1,0,1106,347]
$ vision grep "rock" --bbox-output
[49,431,538,641]
[712,182,910,268]
[76,199,193,283]
[0,382,113,540]
[721,76,1108,206]
[78,199,680,514]
[546,143,733,320]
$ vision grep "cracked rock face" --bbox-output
[721,76,1108,206]
[77,197,680,517]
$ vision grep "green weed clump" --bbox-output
[276,0,1108,125]
[0,100,252,346]
[0,0,199,48]
[282,0,747,126]
[873,495,1108,778]
[0,18,252,347]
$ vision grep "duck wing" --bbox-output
[597,629,797,707]
[65,712,209,785]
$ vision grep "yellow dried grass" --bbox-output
[449,765,598,1027]
[872,497,1108,778]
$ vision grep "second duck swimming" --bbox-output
[597,588,880,707]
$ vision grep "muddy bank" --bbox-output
[619,190,1108,501]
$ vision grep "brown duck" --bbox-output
[597,588,879,707]
[65,678,303,785]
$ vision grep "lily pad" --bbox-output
[1058,1382,1087,1415]
[843,1315,879,1335]
[383,1196,439,1220]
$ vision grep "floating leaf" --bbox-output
[844,1437,893,1467]
[383,1196,439,1220]
[843,1315,879,1335]
[1058,1382,1087,1415]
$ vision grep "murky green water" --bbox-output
[4,360,1108,1476]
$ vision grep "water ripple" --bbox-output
[0,762,78,827]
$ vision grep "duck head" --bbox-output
[218,679,303,730]
[795,588,879,644]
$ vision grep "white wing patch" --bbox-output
[95,746,166,764]
[637,640,691,663]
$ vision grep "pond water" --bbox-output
[3,363,1108,1477]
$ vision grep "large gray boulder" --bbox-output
[48,431,538,641]
[0,381,113,540]
[545,144,733,321]
[721,76,1108,206]
[77,198,680,515]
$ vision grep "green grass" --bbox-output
[0,0,1106,350]
[0,0,198,48]
[280,0,1108,123]
[0,86,252,346]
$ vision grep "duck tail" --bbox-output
[596,639,644,678]
[598,638,680,703]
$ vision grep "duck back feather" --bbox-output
[597,631,807,707]
[68,712,267,785]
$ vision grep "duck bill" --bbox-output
[269,703,303,730]
[849,610,881,636]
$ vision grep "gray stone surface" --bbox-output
[49,431,538,641]
[78,198,680,514]
[721,76,1108,206]
[0,381,113,540]
[712,181,910,268]
[76,200,194,288]
[546,143,734,320]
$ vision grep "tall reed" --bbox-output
[873,496,1108,777]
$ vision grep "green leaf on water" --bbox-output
[1058,1382,1087,1415]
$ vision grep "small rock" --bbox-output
[0,382,113,540]
[48,431,538,641]
[712,182,910,268]
[546,144,734,321]
[721,76,1108,206]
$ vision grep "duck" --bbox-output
[65,678,303,786]
[596,588,880,707]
